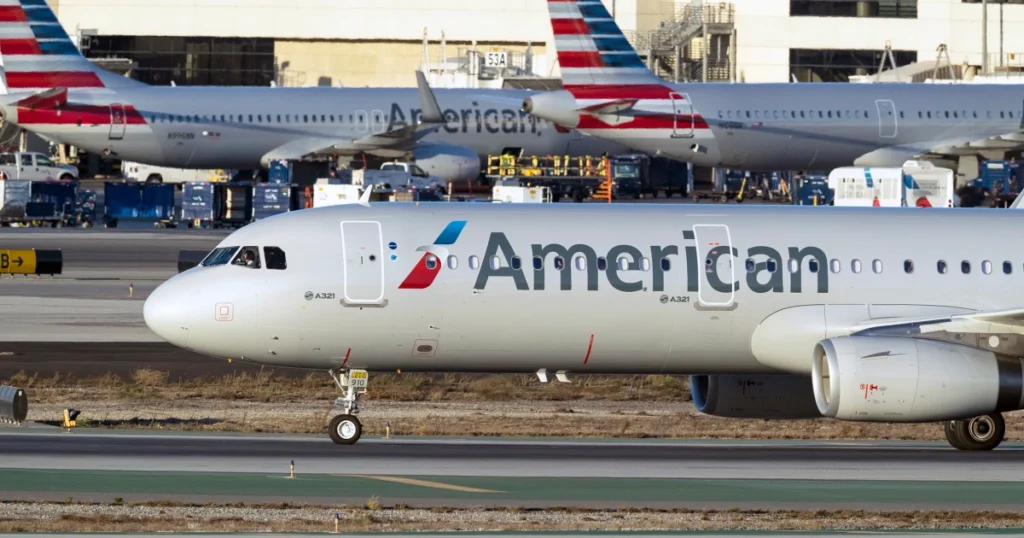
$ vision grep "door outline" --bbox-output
[670,92,694,139]
[875,99,897,138]
[340,220,387,307]
[109,104,127,140]
[692,224,735,308]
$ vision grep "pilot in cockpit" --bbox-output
[233,248,261,269]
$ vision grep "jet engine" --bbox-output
[410,142,481,184]
[521,90,580,129]
[812,336,1024,422]
[690,374,822,419]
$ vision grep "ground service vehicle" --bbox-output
[0,152,77,181]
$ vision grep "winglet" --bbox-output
[358,183,373,207]
[415,70,444,124]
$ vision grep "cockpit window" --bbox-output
[202,246,239,266]
[232,246,262,269]
[264,247,287,270]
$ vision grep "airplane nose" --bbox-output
[143,281,191,346]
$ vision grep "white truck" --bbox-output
[0,152,78,181]
[379,161,447,193]
[828,161,954,208]
[122,161,231,185]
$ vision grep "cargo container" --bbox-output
[218,182,254,227]
[253,184,294,220]
[312,184,363,207]
[267,159,333,185]
[28,180,77,224]
[0,180,30,223]
[181,182,217,227]
[103,183,175,227]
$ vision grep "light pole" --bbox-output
[983,0,988,75]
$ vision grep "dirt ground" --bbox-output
[3,501,1024,533]
[7,369,1024,439]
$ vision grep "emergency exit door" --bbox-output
[692,224,735,307]
[109,104,127,140]
[341,221,386,305]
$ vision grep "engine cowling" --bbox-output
[690,374,822,419]
[521,90,580,129]
[410,142,481,184]
[813,336,1024,422]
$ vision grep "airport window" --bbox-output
[962,261,971,274]
[640,258,651,272]
[447,255,458,270]
[938,260,948,274]
[201,246,239,266]
[790,0,918,18]
[575,256,587,271]
[511,256,522,270]
[809,259,819,273]
[660,258,670,271]
[469,255,480,270]
[791,49,917,82]
[852,259,862,274]
[489,256,500,270]
[1004,261,1013,275]
[872,260,883,274]
[231,247,261,269]
[425,254,438,271]
[904,260,913,274]
[745,259,755,273]
[263,247,287,270]
[982,260,993,275]
[788,259,799,273]
[597,257,607,271]
[829,259,840,273]
[767,259,778,273]
[533,256,542,270]
[618,257,629,271]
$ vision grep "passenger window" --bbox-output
[597,257,607,271]
[1004,261,1013,275]
[263,247,287,270]
[962,261,971,274]
[201,246,239,266]
[277,115,282,122]
[639,257,650,271]
[660,258,670,271]
[489,256,500,270]
[872,260,882,274]
[232,246,262,269]
[248,114,253,122]
[533,256,542,270]
[808,259,819,273]
[852,259,862,274]
[745,259,755,273]
[788,259,798,273]
[575,256,587,271]
[258,115,263,122]
[511,256,522,270]
[447,255,458,270]
[903,260,913,274]
[829,259,840,273]
[617,257,629,271]
[937,260,948,274]
[554,257,565,270]
[469,255,480,270]
[982,260,992,275]
[425,254,438,270]
[767,259,777,273]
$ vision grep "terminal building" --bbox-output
[45,0,1024,88]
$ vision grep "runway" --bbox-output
[1,430,1024,510]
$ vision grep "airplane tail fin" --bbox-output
[547,0,663,87]
[0,0,146,92]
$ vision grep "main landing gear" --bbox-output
[944,413,1005,451]
[327,368,369,445]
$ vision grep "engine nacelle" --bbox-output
[813,336,1024,422]
[410,142,481,184]
[521,90,580,129]
[690,374,822,419]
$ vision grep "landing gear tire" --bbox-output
[328,414,362,445]
[945,413,1005,451]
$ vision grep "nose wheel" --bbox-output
[943,413,1005,451]
[327,368,369,445]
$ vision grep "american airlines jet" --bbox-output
[518,0,1024,171]
[145,194,1024,451]
[0,0,628,183]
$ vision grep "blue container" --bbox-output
[103,183,141,219]
[30,181,76,217]
[976,160,1013,195]
[796,177,832,206]
[140,184,174,218]
[268,160,291,184]
[253,184,292,220]
[182,182,216,222]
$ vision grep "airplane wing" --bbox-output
[260,70,445,165]
[852,307,1024,342]
[856,126,1024,167]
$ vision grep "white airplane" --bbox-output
[145,195,1024,451]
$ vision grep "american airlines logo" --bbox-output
[387,104,540,135]
[398,220,467,289]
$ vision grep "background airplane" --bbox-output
[145,199,1024,452]
[518,0,1024,176]
[0,0,630,184]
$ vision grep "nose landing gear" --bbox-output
[944,413,1005,451]
[327,368,368,445]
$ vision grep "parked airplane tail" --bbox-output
[0,0,145,92]
[547,0,663,88]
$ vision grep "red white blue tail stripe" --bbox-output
[548,0,663,87]
[0,0,144,92]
